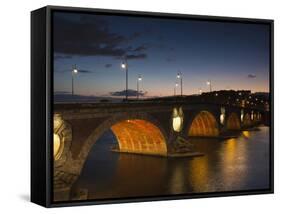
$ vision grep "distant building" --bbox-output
[142,89,269,111]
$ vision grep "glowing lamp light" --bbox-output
[241,109,244,122]
[172,107,184,132]
[173,116,182,132]
[206,81,210,85]
[53,133,61,160]
[121,62,126,69]
[73,68,78,74]
[220,114,225,124]
[220,107,225,125]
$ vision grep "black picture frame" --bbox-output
[31,5,274,208]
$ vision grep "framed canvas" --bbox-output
[31,5,274,207]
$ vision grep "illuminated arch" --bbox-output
[78,113,168,164]
[243,113,252,127]
[53,113,167,201]
[111,119,167,155]
[188,111,219,137]
[226,112,241,130]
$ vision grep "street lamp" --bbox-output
[177,72,183,96]
[199,88,202,95]
[206,80,212,92]
[121,56,128,101]
[137,74,142,100]
[72,64,78,96]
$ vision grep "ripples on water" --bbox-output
[73,126,270,200]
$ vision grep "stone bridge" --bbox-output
[52,101,264,201]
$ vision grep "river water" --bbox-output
[74,126,270,200]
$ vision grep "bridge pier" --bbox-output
[53,169,78,201]
[53,156,82,201]
[167,134,204,157]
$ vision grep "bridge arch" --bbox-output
[53,112,168,201]
[243,113,252,127]
[187,111,219,137]
[77,112,168,165]
[226,112,241,130]
[111,119,167,155]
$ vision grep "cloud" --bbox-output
[53,13,147,59]
[105,63,112,68]
[54,55,73,60]
[130,44,147,52]
[78,69,94,73]
[126,53,147,60]
[248,74,256,78]
[110,89,147,97]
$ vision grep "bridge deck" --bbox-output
[54,101,262,112]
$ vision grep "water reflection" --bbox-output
[242,131,250,138]
[221,138,247,190]
[189,156,210,192]
[73,127,270,200]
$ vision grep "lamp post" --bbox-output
[206,80,212,92]
[137,74,142,100]
[72,64,78,97]
[177,72,183,96]
[121,56,128,101]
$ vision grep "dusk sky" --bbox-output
[53,11,270,97]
